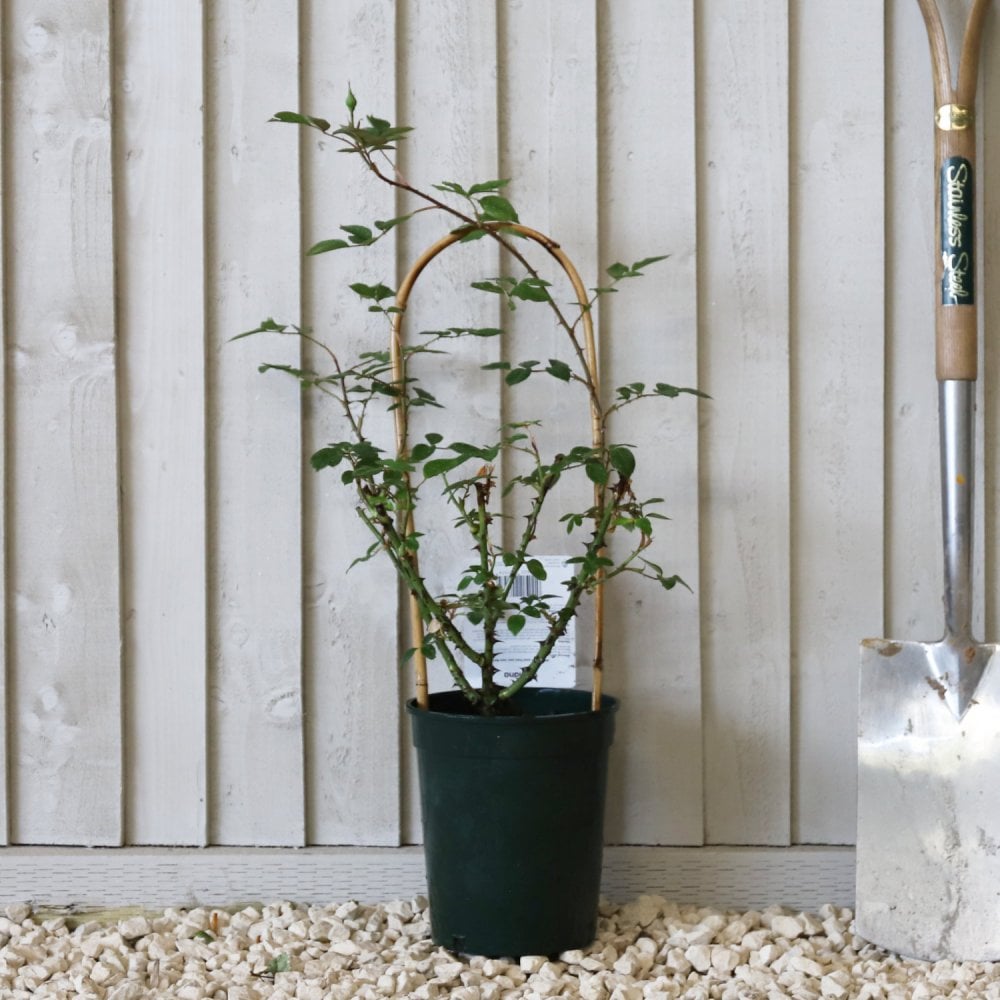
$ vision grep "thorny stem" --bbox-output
[246,104,695,713]
[499,493,620,701]
[347,137,605,424]
[354,493,483,694]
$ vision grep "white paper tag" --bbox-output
[461,555,576,689]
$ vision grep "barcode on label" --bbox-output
[497,573,541,598]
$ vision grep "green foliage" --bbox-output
[240,90,704,714]
[266,954,291,975]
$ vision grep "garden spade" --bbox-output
[855,0,1000,961]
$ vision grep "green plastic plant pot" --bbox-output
[407,687,619,958]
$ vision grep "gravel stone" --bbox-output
[770,914,806,940]
[5,896,1000,997]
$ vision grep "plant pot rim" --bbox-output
[405,687,619,722]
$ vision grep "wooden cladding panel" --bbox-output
[205,0,305,846]
[789,1,885,844]
[300,0,401,847]
[116,0,208,847]
[597,0,703,845]
[6,0,123,846]
[0,0,941,850]
[697,0,792,846]
[395,0,502,846]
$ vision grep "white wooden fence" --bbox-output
[0,0,995,903]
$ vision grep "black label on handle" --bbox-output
[941,156,974,306]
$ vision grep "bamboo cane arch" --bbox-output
[390,223,606,713]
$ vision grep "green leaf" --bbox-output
[425,433,443,445]
[374,213,414,233]
[481,361,512,371]
[311,446,346,471]
[505,368,532,386]
[409,442,435,462]
[350,282,395,301]
[469,179,510,194]
[433,180,469,197]
[545,359,572,381]
[606,262,631,280]
[341,224,374,245]
[585,460,608,485]
[511,278,550,302]
[471,280,506,295]
[609,445,636,479]
[507,615,526,636]
[194,930,214,943]
[270,111,330,131]
[526,559,547,581]
[423,456,467,478]
[267,954,291,974]
[478,195,519,223]
[459,227,488,242]
[631,254,669,271]
[307,238,350,255]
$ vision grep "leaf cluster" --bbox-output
[241,90,705,713]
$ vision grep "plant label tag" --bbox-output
[462,555,577,688]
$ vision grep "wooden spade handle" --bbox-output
[916,0,991,380]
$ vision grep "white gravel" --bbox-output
[2,895,1000,998]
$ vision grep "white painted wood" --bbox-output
[7,0,123,846]
[0,0,991,854]
[597,0,703,846]
[205,0,304,846]
[0,2,7,847]
[885,0,941,644]
[497,1,603,724]
[498,0,599,552]
[697,0,792,845]
[395,0,501,845]
[116,0,207,846]
[0,845,856,912]
[790,1,885,844]
[300,0,401,846]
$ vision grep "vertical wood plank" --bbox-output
[0,1,7,846]
[698,0,791,845]
[597,0,703,845]
[301,0,400,846]
[206,0,304,846]
[497,3,598,688]
[885,0,939,645]
[116,0,207,846]
[6,0,122,845]
[397,0,500,845]
[789,1,884,844]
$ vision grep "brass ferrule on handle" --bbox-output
[917,0,990,381]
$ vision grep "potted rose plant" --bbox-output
[239,90,702,958]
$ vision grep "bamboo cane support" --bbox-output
[391,223,606,711]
